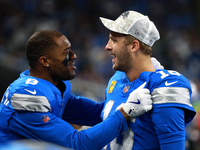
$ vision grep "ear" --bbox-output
[131,40,140,52]
[39,56,49,67]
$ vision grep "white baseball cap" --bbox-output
[100,11,160,47]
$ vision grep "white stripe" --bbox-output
[11,93,51,112]
[152,87,192,106]
[4,99,9,106]
[5,100,9,106]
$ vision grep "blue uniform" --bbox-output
[101,69,196,150]
[0,70,129,150]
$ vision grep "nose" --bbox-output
[70,50,77,60]
[105,40,112,51]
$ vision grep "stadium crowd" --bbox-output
[0,0,200,149]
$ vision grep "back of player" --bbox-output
[101,69,196,150]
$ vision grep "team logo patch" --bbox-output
[108,81,117,93]
[42,115,50,123]
[123,85,130,93]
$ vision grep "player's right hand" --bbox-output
[122,82,152,118]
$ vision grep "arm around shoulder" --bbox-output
[8,110,129,150]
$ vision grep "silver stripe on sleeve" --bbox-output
[11,93,51,112]
[152,87,192,106]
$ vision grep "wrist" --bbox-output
[122,103,134,116]
[118,107,130,121]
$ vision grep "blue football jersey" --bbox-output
[101,69,196,150]
[0,70,129,150]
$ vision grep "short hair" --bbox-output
[124,35,152,56]
[25,30,63,68]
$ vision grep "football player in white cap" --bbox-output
[100,10,196,150]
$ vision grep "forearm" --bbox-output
[77,110,129,150]
[9,111,128,150]
[63,95,104,125]
[118,107,130,121]
[161,140,185,150]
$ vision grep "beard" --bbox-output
[113,49,132,73]
[50,64,76,82]
[62,71,76,80]
[51,71,76,83]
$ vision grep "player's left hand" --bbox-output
[151,57,164,70]
[121,82,152,118]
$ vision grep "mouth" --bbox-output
[68,61,76,70]
[111,54,116,63]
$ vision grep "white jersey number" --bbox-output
[157,70,180,79]
[103,100,135,150]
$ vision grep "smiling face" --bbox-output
[47,35,77,82]
[105,32,133,73]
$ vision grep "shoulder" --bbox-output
[146,69,192,106]
[147,69,191,92]
[11,76,54,96]
[148,69,191,100]
[8,75,55,112]
[148,69,196,123]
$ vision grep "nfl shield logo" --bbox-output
[123,85,130,93]
[42,115,50,123]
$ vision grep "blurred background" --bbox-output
[0,0,200,149]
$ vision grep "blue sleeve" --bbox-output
[8,110,128,150]
[62,94,104,126]
[151,105,185,150]
[160,140,184,150]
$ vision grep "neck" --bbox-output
[29,67,58,86]
[126,56,155,82]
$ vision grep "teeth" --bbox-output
[71,61,75,65]
[111,54,115,58]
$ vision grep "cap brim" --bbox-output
[99,17,128,35]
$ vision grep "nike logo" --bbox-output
[25,89,36,95]
[165,81,178,86]
[130,99,140,104]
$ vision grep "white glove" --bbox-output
[151,57,164,70]
[122,82,152,118]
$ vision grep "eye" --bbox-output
[111,37,117,43]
